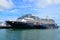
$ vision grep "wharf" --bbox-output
[0,26,12,29]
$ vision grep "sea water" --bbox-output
[0,28,60,40]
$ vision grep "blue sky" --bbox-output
[0,0,60,25]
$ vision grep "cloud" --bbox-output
[23,0,34,2]
[0,0,14,11]
[0,0,60,11]
[35,0,60,8]
[22,0,60,8]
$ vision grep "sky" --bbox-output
[0,0,60,25]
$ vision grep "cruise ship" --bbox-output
[6,14,58,29]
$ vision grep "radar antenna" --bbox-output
[46,16,49,19]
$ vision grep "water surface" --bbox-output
[0,28,60,40]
